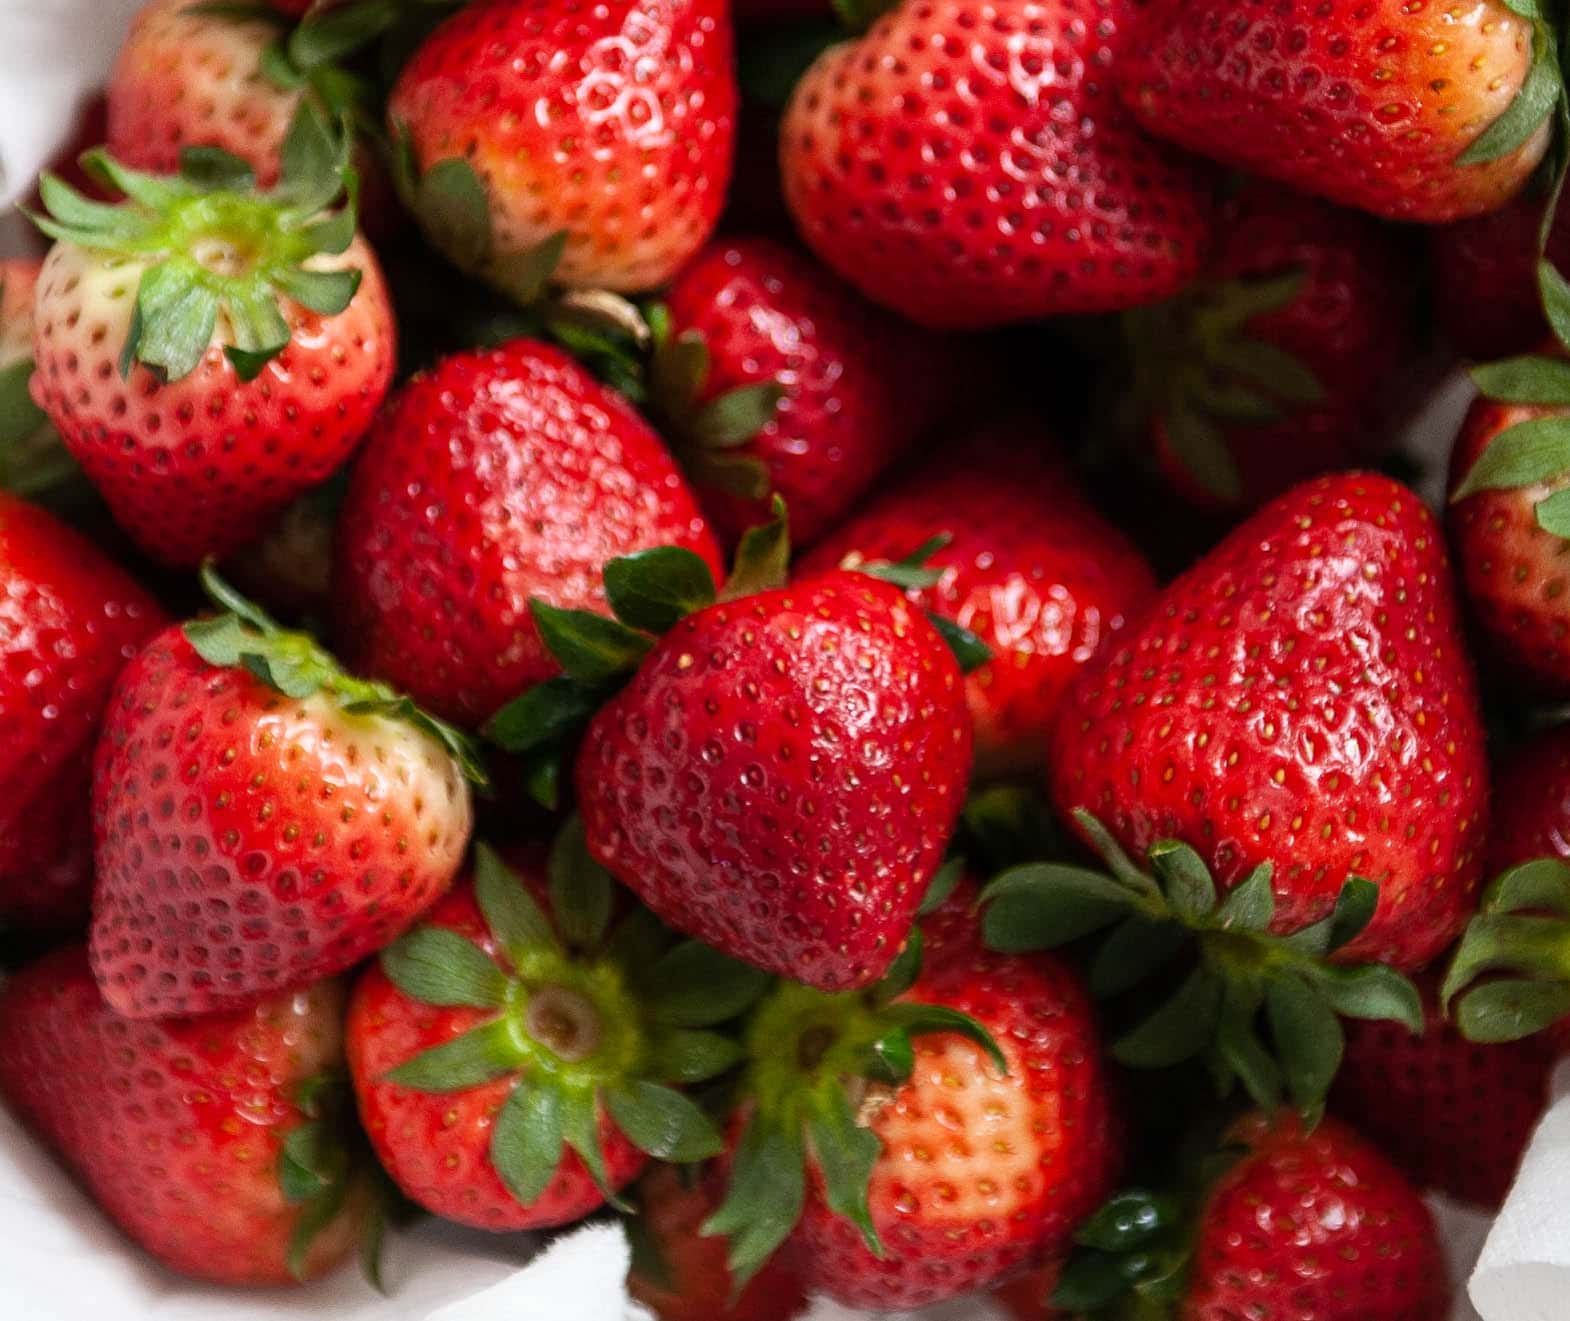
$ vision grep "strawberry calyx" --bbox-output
[1124,268,1325,505]
[28,101,360,383]
[377,834,767,1208]
[1442,855,1570,1042]
[1457,6,1564,171]
[0,278,75,499]
[837,533,993,674]
[185,561,489,784]
[980,810,1423,1120]
[705,950,1006,1292]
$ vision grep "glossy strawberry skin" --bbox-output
[335,339,722,727]
[662,237,951,548]
[0,494,165,929]
[1049,473,1488,972]
[89,625,473,1019]
[0,945,359,1285]
[388,0,736,293]
[792,906,1119,1309]
[1332,976,1552,1209]
[1182,1114,1450,1321]
[1490,726,1570,871]
[30,236,395,568]
[347,882,646,1231]
[1447,387,1570,694]
[577,571,972,991]
[779,0,1215,329]
[801,427,1156,776]
[1121,0,1547,224]
[629,1164,809,1321]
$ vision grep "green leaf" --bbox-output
[285,1175,347,1283]
[981,863,1139,952]
[1075,1190,1181,1252]
[1542,257,1570,352]
[289,0,401,69]
[1149,840,1218,921]
[1485,857,1570,916]
[1113,966,1224,1069]
[1089,915,1188,999]
[918,856,965,917]
[722,496,790,601]
[1051,1250,1134,1312]
[485,676,605,754]
[1442,911,1570,1009]
[1214,980,1282,1111]
[379,926,509,1008]
[277,99,346,206]
[530,600,652,683]
[414,157,494,271]
[647,943,772,1027]
[606,1081,723,1163]
[1456,978,1570,1043]
[830,0,901,31]
[872,930,923,1003]
[884,1002,1008,1075]
[691,383,785,448]
[651,326,709,411]
[474,842,560,963]
[1458,30,1561,165]
[1536,488,1570,537]
[688,451,773,501]
[1303,963,1424,1033]
[1266,975,1345,1112]
[1471,355,1570,405]
[1070,810,1163,901]
[130,262,219,381]
[1163,396,1243,505]
[222,282,291,379]
[1325,876,1378,952]
[383,1018,522,1091]
[278,1121,335,1203]
[603,546,717,634]
[653,1029,745,1084]
[1454,414,1570,500]
[927,612,992,674]
[273,265,361,318]
[178,147,256,192]
[1216,863,1275,931]
[547,816,614,951]
[1209,338,1325,406]
[561,1088,621,1204]
[491,1082,564,1208]
[807,1088,883,1255]
[861,1026,916,1084]
[0,360,46,451]
[489,231,568,306]
[703,1119,806,1291]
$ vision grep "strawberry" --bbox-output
[1121,0,1554,224]
[346,839,763,1230]
[1490,725,1570,871]
[801,424,1157,776]
[653,236,951,548]
[89,568,478,1019]
[1,258,78,498]
[574,565,973,990]
[1134,182,1417,510]
[334,337,723,728]
[1048,472,1488,973]
[993,1265,1066,1321]
[707,884,1119,1309]
[0,945,364,1285]
[1331,974,1552,1208]
[387,0,737,296]
[1182,1114,1450,1321]
[0,493,164,929]
[627,1164,808,1321]
[29,111,395,567]
[778,0,1216,329]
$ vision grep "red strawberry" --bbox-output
[0,494,164,929]
[1138,182,1417,510]
[778,0,1216,329]
[0,945,363,1285]
[1048,473,1488,972]
[387,0,737,295]
[655,236,951,548]
[801,424,1156,776]
[1432,190,1570,361]
[1121,0,1551,223]
[710,887,1119,1309]
[1491,725,1570,870]
[576,569,972,990]
[1332,974,1552,1208]
[1182,1113,1450,1321]
[89,572,477,1019]
[992,1265,1066,1321]
[335,338,723,728]
[627,1164,809,1321]
[347,842,756,1230]
[29,121,395,568]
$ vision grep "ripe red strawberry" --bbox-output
[1049,473,1488,972]
[347,842,757,1230]
[30,119,395,568]
[1121,0,1551,224]
[0,494,164,929]
[1137,182,1417,510]
[1182,1113,1450,1321]
[1491,725,1570,870]
[387,0,737,295]
[627,1164,809,1321]
[710,888,1119,1310]
[778,0,1216,329]
[576,569,972,990]
[1432,191,1570,361]
[335,338,723,728]
[108,0,304,189]
[801,424,1156,776]
[0,945,363,1285]
[1332,974,1553,1208]
[90,571,477,1019]
[655,236,951,548]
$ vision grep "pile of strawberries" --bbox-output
[9,0,1570,1317]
